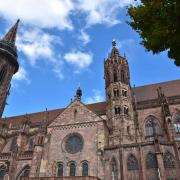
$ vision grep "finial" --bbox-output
[112,39,116,47]
[76,87,82,100]
[43,108,48,123]
[2,19,20,45]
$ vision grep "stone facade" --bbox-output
[0,21,180,180]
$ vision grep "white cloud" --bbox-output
[64,51,93,69]
[17,28,61,65]
[0,0,136,31]
[85,89,104,104]
[13,66,30,83]
[17,28,64,79]
[78,30,90,45]
[0,0,137,81]
[77,0,134,27]
[0,0,74,30]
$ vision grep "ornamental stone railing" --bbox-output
[22,176,101,180]
[18,150,33,160]
[0,152,11,160]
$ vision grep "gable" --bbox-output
[49,100,104,127]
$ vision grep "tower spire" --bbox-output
[2,19,20,45]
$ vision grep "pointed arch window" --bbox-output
[0,65,7,84]
[114,106,121,115]
[82,161,88,176]
[57,163,63,177]
[113,88,119,97]
[16,165,30,180]
[127,154,139,171]
[121,70,125,83]
[122,89,127,97]
[112,158,118,180]
[124,106,129,115]
[29,137,34,150]
[163,151,175,168]
[113,70,118,82]
[146,152,158,169]
[174,113,180,134]
[70,162,76,176]
[10,137,17,152]
[145,116,162,142]
[0,165,6,180]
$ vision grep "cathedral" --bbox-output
[0,20,180,180]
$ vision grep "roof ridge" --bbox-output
[133,79,180,89]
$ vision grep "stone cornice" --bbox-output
[136,95,180,110]
[104,141,175,150]
[49,119,105,131]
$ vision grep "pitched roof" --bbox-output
[132,79,180,102]
[1,79,180,126]
[0,102,107,127]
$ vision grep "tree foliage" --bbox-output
[128,0,180,66]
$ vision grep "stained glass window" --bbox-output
[163,151,175,168]
[145,116,162,142]
[127,154,139,171]
[146,152,158,169]
[0,165,6,180]
[70,162,76,176]
[65,134,83,154]
[174,113,180,133]
[57,163,63,177]
[112,158,118,180]
[82,162,88,176]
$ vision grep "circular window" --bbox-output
[65,134,83,154]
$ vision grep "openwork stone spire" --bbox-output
[2,19,20,45]
[0,20,20,118]
[110,40,120,58]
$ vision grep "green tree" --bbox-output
[128,0,180,66]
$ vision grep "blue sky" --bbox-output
[0,0,179,117]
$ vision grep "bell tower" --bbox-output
[104,40,135,145]
[0,20,20,117]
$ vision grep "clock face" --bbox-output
[65,134,83,154]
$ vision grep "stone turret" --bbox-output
[104,40,135,145]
